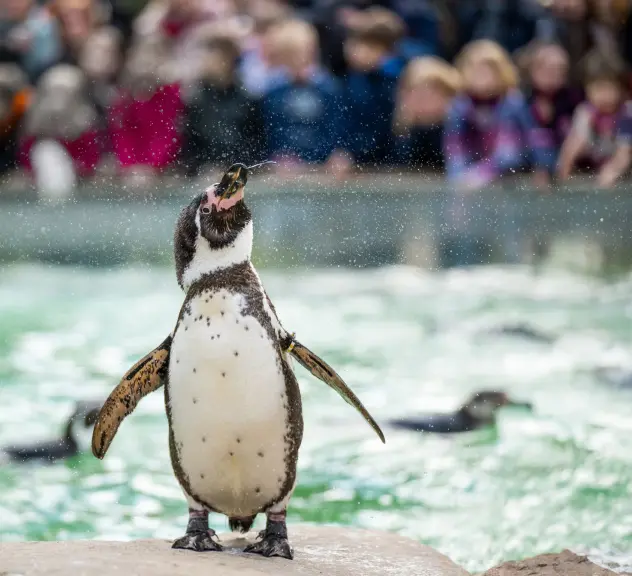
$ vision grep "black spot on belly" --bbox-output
[221,372,226,377]
[201,473,205,479]
[185,327,188,331]
[258,451,264,458]
[193,368,196,373]
[211,336,215,340]
[222,296,226,300]
[229,451,234,456]
[235,319,239,324]
[221,311,225,316]
[236,438,241,444]
[199,315,203,321]
[202,436,206,442]
[245,326,249,331]
[193,398,198,404]
[234,351,239,357]
[255,487,261,494]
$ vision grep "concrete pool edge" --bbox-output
[0,526,471,576]
[1,529,628,576]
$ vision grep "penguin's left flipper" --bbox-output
[288,339,386,444]
[92,335,172,459]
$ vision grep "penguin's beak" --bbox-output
[505,399,533,411]
[215,163,249,201]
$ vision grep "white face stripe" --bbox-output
[181,213,254,292]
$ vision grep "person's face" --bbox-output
[2,0,33,21]
[463,59,503,98]
[403,83,452,125]
[587,79,623,114]
[344,38,385,73]
[553,0,587,21]
[531,46,569,94]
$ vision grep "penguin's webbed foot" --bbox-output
[172,529,223,552]
[244,521,293,559]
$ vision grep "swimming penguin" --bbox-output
[390,390,532,434]
[1,401,101,463]
[481,323,556,344]
[91,163,385,560]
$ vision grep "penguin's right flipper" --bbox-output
[92,335,172,459]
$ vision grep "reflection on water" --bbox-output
[1,263,632,572]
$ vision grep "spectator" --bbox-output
[260,18,344,172]
[0,64,31,176]
[134,0,238,86]
[343,7,406,167]
[392,56,461,171]
[19,64,104,186]
[557,50,632,187]
[183,34,264,175]
[0,0,63,82]
[79,26,123,120]
[107,36,184,185]
[238,1,292,97]
[520,40,580,175]
[52,0,105,64]
[444,40,556,191]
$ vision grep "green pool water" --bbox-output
[1,263,632,573]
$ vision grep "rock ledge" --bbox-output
[0,526,470,576]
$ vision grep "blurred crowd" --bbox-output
[2,0,632,192]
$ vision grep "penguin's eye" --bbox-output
[201,206,211,214]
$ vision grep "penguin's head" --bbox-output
[65,400,101,453]
[175,162,272,290]
[461,390,532,424]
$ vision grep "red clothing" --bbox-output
[108,83,184,170]
[19,130,104,177]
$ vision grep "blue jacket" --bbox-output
[261,71,342,163]
[343,56,404,165]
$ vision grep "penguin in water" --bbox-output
[390,390,532,433]
[480,323,556,344]
[1,401,101,463]
[91,163,385,560]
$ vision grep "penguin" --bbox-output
[481,322,556,344]
[1,401,101,464]
[389,390,532,434]
[91,163,385,560]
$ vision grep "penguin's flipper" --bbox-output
[92,335,172,459]
[288,340,385,444]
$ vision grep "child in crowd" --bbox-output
[0,64,30,176]
[237,0,290,97]
[392,56,461,171]
[557,51,632,188]
[183,34,263,176]
[520,41,580,178]
[19,64,104,191]
[342,7,406,167]
[260,18,344,172]
[0,0,63,82]
[107,36,184,185]
[444,40,556,191]
[79,26,123,121]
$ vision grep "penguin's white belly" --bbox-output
[168,289,289,517]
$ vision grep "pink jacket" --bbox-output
[108,83,184,170]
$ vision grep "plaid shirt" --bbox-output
[444,90,555,189]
